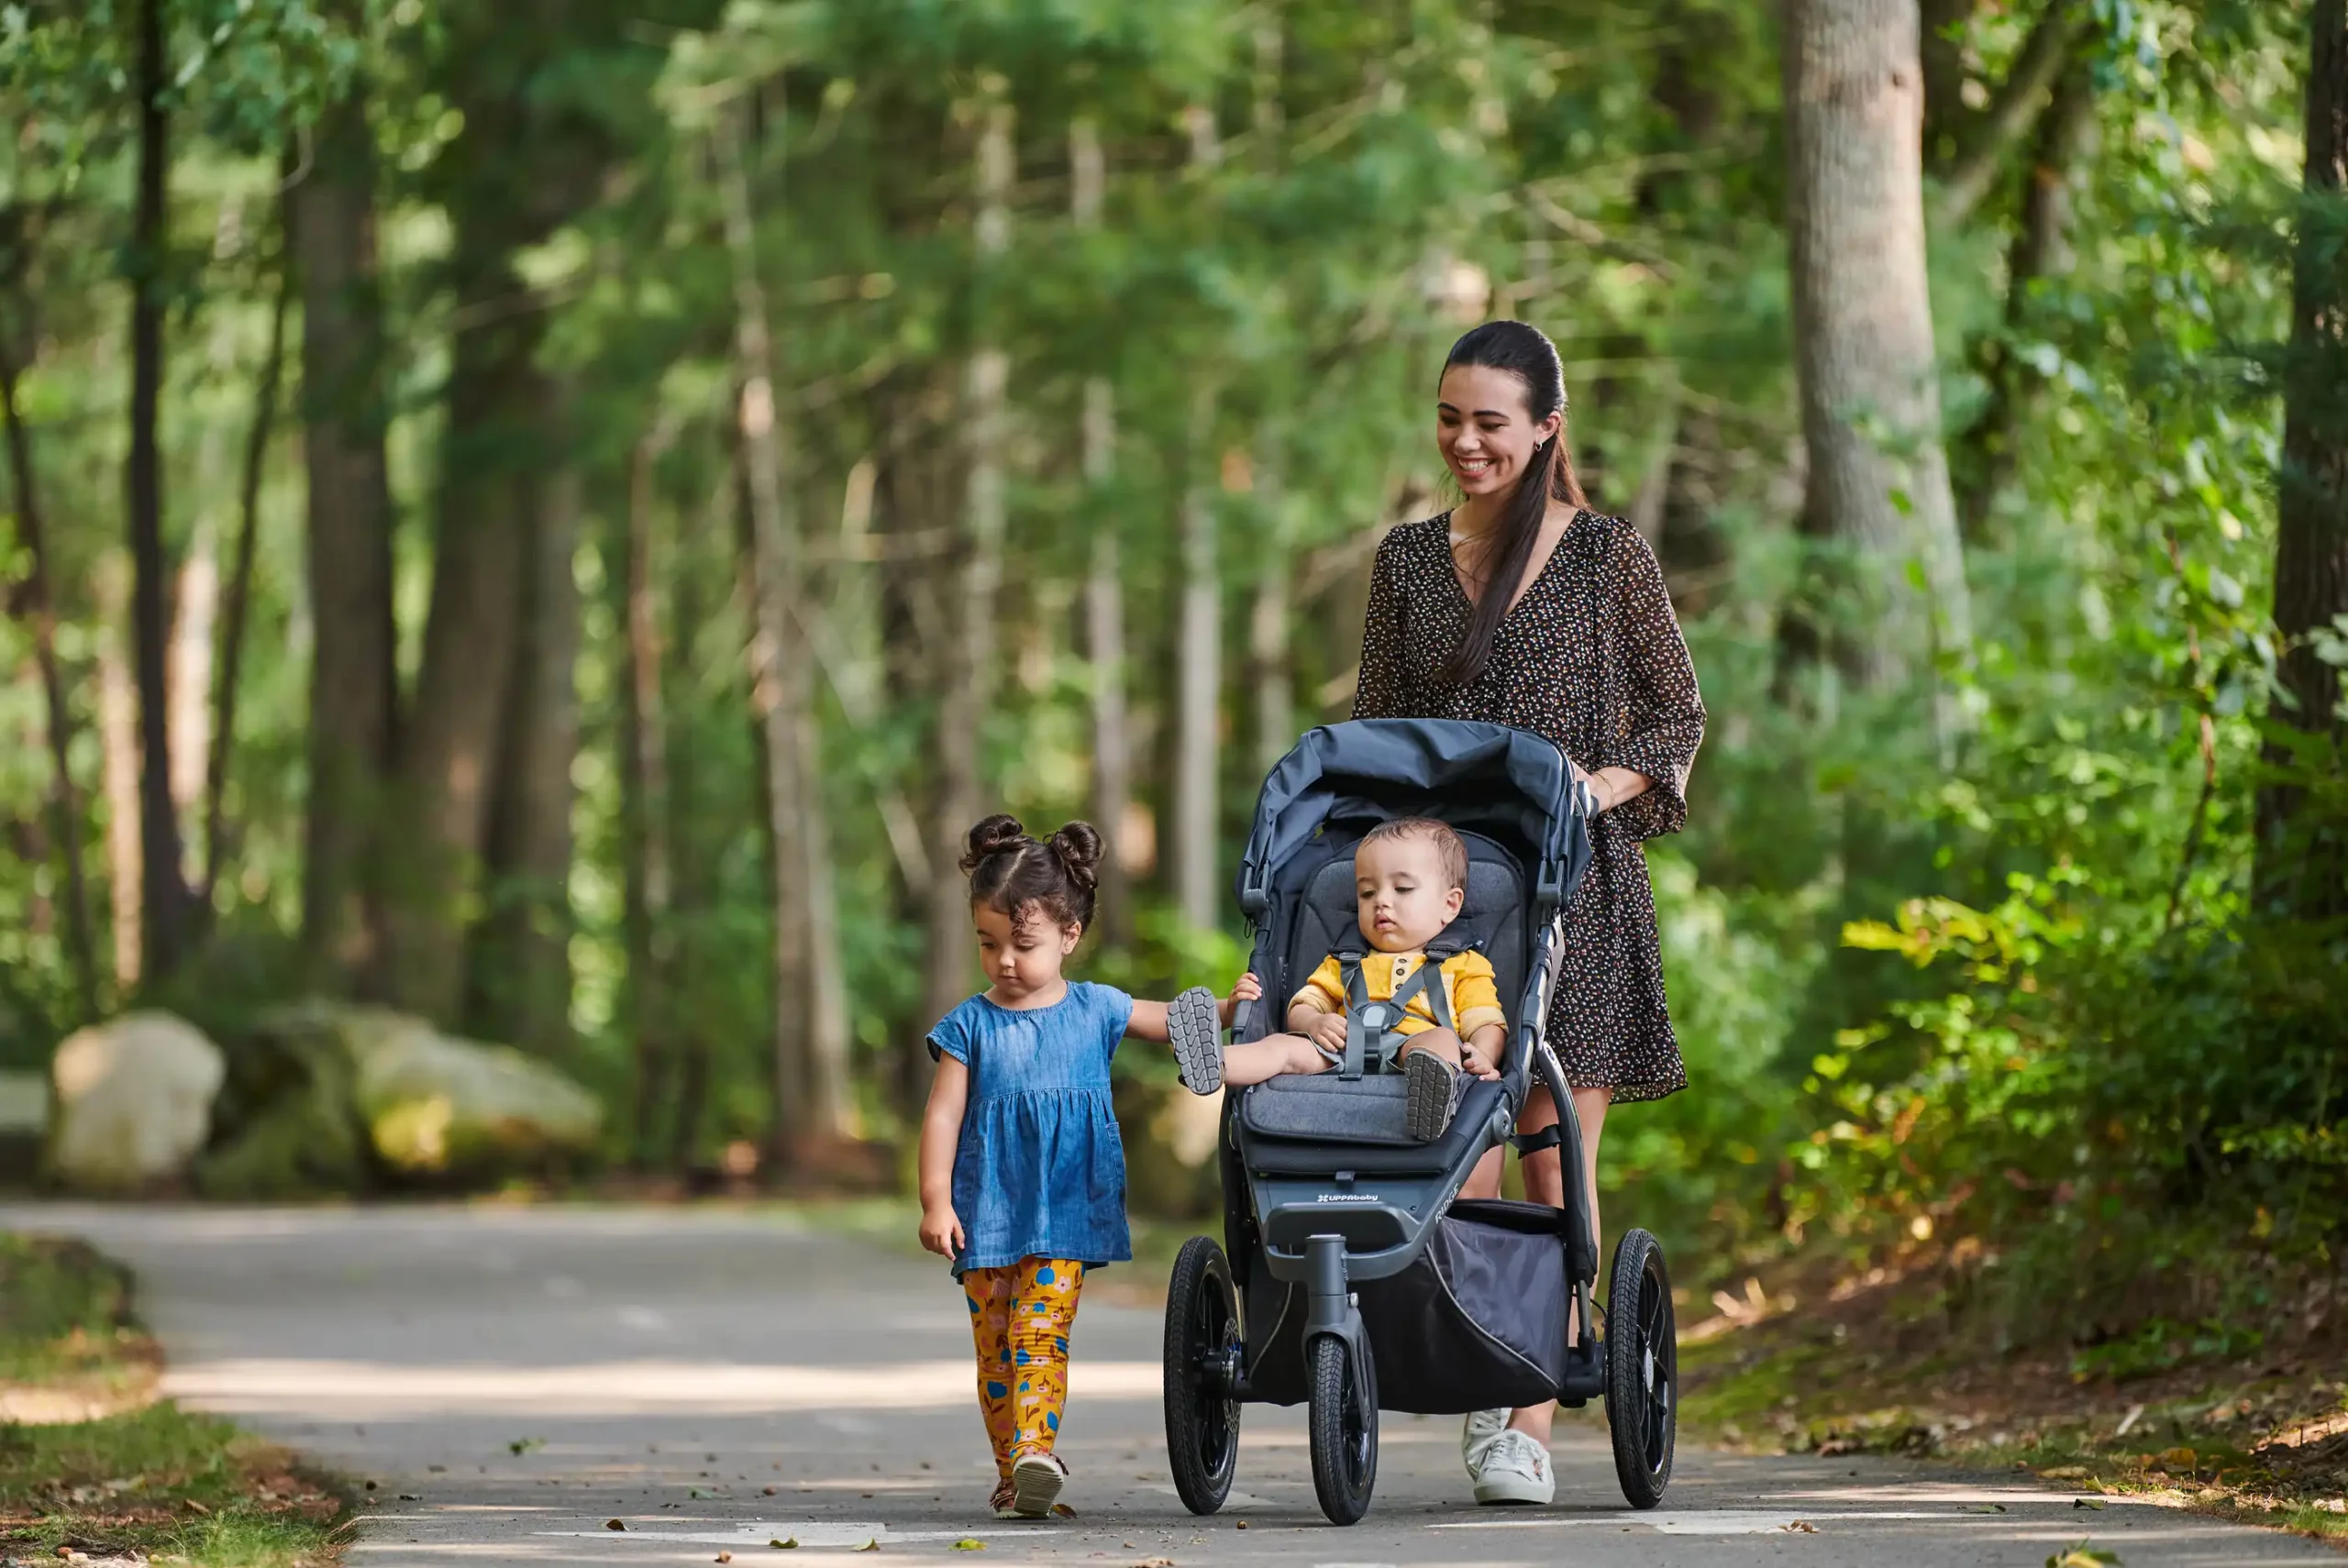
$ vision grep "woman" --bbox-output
[1351,319,1704,1506]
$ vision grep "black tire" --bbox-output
[1162,1236,1242,1515]
[1603,1227,1676,1508]
[1306,1334,1378,1526]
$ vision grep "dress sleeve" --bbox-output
[1349,530,1406,720]
[1291,955,1346,1016]
[1603,526,1705,842]
[926,1006,971,1066]
[1091,985,1135,1066]
[1448,954,1506,1039]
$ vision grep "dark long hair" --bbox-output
[960,814,1102,934]
[1440,320,1588,687]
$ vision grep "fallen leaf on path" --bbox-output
[1966,1503,2008,1513]
[1051,1504,1077,1518]
[715,1555,732,1563]
[510,1438,546,1455]
[2072,1497,2105,1510]
[952,1541,985,1551]
[1782,1520,1816,1533]
[1132,1558,1175,1567]
[762,1487,776,1496]
[2158,1447,2196,1469]
[769,1540,796,1550]
[2038,1466,2089,1480]
[604,1519,626,1532]
[2044,1546,2119,1568]
[854,1541,879,1553]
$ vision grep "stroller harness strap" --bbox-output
[1335,951,1456,1080]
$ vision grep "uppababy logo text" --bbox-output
[1316,1194,1379,1204]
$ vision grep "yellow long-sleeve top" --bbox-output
[1290,949,1506,1041]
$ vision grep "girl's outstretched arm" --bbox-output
[916,1058,970,1258]
[1128,974,1262,1041]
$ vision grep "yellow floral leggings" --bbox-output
[964,1257,1086,1479]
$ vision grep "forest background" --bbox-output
[2,0,2344,1364]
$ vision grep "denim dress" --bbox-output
[927,982,1135,1276]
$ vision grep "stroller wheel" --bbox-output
[1603,1228,1677,1508]
[1161,1236,1241,1514]
[1306,1333,1378,1525]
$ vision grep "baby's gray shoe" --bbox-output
[1167,987,1224,1096]
[1404,1048,1465,1142]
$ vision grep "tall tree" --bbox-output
[1072,116,1132,946]
[126,0,190,977]
[289,80,399,989]
[1780,0,1972,693]
[0,314,100,1020]
[721,87,855,1160]
[2259,0,2348,913]
[921,87,1014,1042]
[1171,105,1224,933]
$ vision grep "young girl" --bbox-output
[918,814,1247,1520]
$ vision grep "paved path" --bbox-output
[4,1204,2331,1568]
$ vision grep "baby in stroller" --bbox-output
[1173,818,1507,1143]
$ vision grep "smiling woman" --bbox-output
[1353,318,1707,1505]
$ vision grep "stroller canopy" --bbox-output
[1236,720,1591,920]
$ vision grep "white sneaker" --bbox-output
[1472,1429,1554,1506]
[1461,1408,1510,1481]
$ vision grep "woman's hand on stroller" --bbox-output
[919,1201,966,1259]
[1220,973,1263,1026]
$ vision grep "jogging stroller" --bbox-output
[1158,718,1678,1525]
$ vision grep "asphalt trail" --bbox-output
[4,1204,2329,1568]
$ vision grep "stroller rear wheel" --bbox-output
[1306,1334,1378,1525]
[1603,1227,1677,1508]
[1161,1236,1242,1515]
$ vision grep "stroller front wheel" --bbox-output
[1603,1227,1677,1508]
[1306,1333,1378,1525]
[1161,1236,1242,1515]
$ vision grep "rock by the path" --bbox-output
[258,1003,602,1177]
[49,1011,225,1192]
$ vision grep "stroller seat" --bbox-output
[1235,834,1530,1173]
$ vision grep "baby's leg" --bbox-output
[1397,1027,1465,1070]
[1220,1032,1336,1088]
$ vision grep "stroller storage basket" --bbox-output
[1244,1199,1570,1414]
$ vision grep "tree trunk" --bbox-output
[721,97,854,1159]
[664,505,714,1175]
[97,558,142,988]
[621,423,675,1166]
[1246,35,1293,780]
[385,279,531,1021]
[1780,0,1972,694]
[127,0,188,977]
[2257,0,2348,913]
[468,415,581,1055]
[1171,107,1224,934]
[1071,117,1132,947]
[205,238,290,904]
[0,323,100,1020]
[1957,56,2098,543]
[921,94,1014,1040]
[290,94,401,991]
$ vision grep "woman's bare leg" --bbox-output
[1508,1085,1611,1445]
[1219,1032,1333,1087]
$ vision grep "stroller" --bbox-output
[1158,719,1678,1525]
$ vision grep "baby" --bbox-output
[1182,818,1505,1142]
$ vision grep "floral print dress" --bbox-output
[1352,511,1705,1101]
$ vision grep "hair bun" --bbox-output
[1047,823,1104,892]
[960,813,1029,875]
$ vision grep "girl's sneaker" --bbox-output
[1404,1048,1466,1142]
[1167,987,1223,1096]
[1009,1451,1069,1518]
[988,1479,1019,1519]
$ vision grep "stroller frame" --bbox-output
[1159,720,1678,1525]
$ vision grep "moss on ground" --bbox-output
[0,1231,347,1568]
